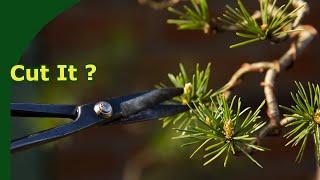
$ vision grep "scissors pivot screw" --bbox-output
[94,101,113,119]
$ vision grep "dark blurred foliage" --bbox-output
[12,0,320,180]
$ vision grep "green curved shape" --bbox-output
[0,1,77,179]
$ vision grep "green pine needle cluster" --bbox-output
[158,63,214,128]
[174,95,267,167]
[281,82,320,163]
[219,0,305,48]
[167,0,210,33]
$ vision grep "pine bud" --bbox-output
[223,119,234,140]
[260,24,268,31]
[184,83,193,95]
[182,98,188,105]
[203,23,210,34]
[182,83,192,104]
[314,109,320,124]
[205,116,211,126]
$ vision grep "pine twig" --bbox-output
[138,0,181,9]
[220,24,317,150]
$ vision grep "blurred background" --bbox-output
[12,0,320,179]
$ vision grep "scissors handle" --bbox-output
[11,103,98,153]
[11,103,78,119]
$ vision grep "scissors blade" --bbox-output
[100,88,183,119]
[103,104,188,125]
[120,88,183,117]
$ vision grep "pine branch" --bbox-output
[173,95,267,167]
[158,63,216,129]
[219,0,307,48]
[219,25,317,155]
[166,0,211,33]
[280,82,320,163]
[146,0,318,169]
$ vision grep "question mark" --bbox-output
[85,64,97,81]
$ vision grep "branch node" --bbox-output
[260,82,274,90]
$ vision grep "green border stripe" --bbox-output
[0,1,77,179]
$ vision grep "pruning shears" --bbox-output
[11,88,188,153]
